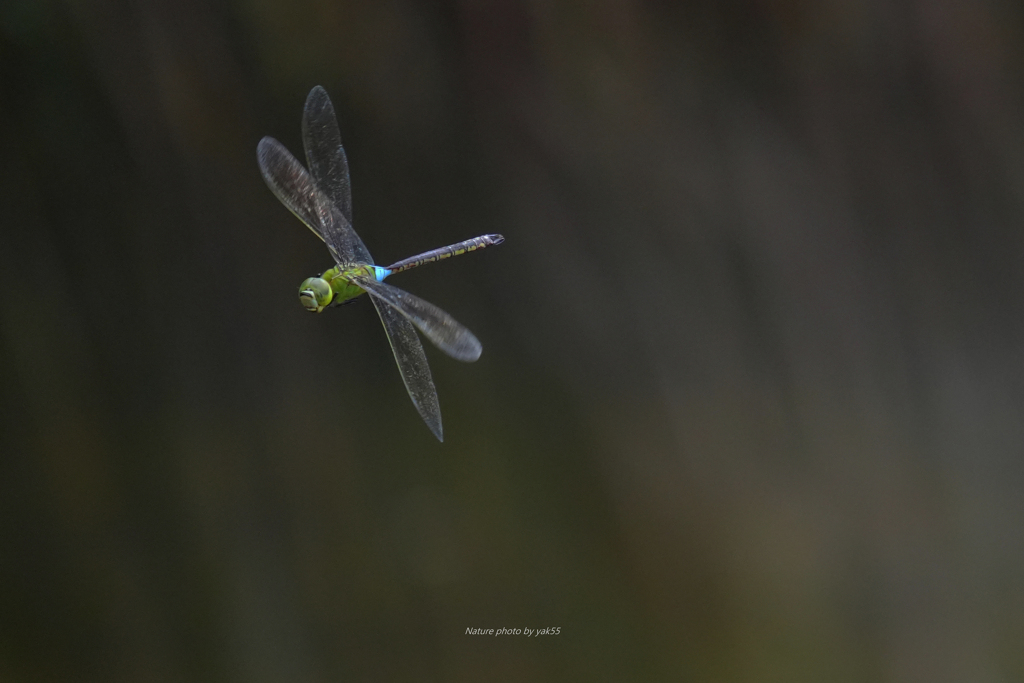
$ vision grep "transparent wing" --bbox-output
[353,276,482,362]
[302,87,356,226]
[257,136,368,265]
[370,296,443,441]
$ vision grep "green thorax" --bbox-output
[323,264,376,304]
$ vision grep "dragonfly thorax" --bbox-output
[299,276,332,313]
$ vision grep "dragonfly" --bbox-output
[257,86,503,442]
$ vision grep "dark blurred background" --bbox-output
[2,0,1024,681]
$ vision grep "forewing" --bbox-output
[257,136,366,265]
[301,86,373,265]
[302,86,352,224]
[370,297,443,441]
[353,277,482,362]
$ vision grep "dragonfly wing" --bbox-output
[353,276,482,362]
[302,87,354,223]
[370,296,443,441]
[257,136,367,265]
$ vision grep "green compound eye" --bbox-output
[298,277,332,312]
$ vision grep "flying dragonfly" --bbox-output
[257,86,503,441]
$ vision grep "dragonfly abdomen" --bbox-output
[384,234,504,274]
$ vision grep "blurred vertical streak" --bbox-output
[63,0,332,680]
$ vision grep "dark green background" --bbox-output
[2,1,1023,681]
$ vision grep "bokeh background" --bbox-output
[2,0,1024,681]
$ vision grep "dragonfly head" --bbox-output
[298,277,333,313]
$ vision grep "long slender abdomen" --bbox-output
[384,234,504,274]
